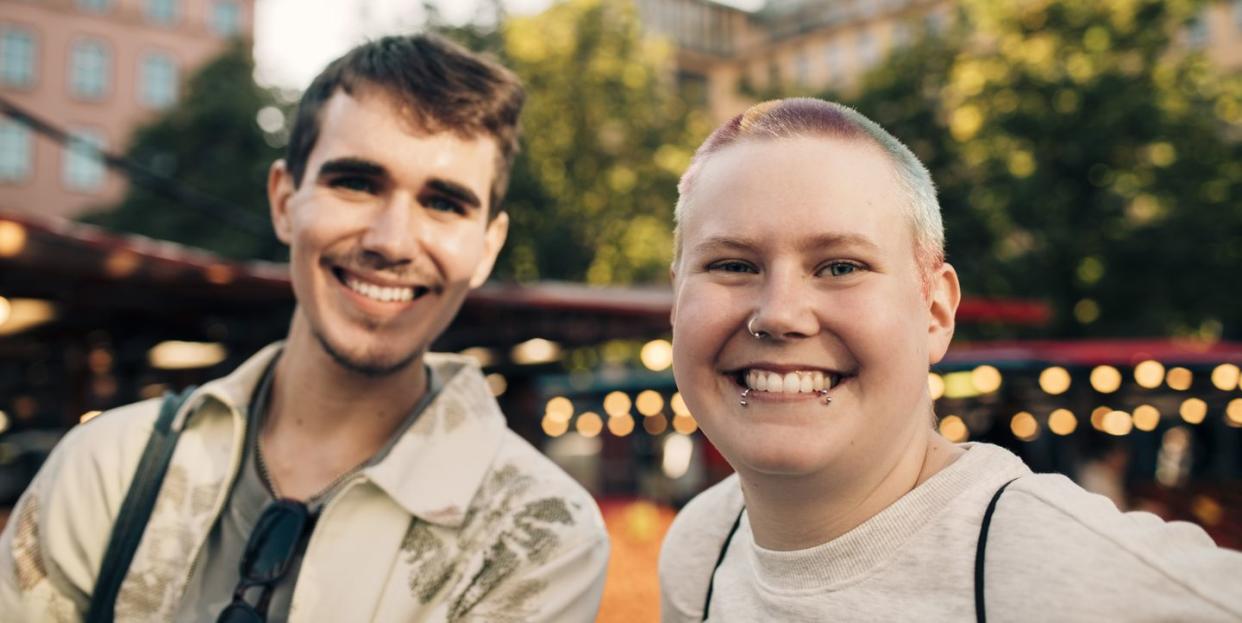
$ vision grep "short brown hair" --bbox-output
[284,34,525,218]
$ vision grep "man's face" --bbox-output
[269,89,508,376]
[671,136,957,480]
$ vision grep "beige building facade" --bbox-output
[0,0,254,218]
[640,0,1242,123]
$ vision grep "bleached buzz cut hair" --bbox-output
[673,98,945,290]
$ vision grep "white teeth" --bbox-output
[782,373,799,393]
[743,369,843,395]
[346,276,415,303]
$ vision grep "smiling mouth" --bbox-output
[730,368,852,395]
[331,267,431,303]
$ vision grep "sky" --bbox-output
[253,0,764,90]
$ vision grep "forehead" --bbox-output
[680,136,912,254]
[309,91,498,198]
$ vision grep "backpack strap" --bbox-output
[974,477,1018,623]
[85,386,196,623]
[701,505,745,622]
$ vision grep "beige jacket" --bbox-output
[0,344,609,622]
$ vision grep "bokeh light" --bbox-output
[1038,366,1071,395]
[1048,409,1077,436]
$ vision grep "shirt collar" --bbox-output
[184,344,507,528]
[363,353,507,527]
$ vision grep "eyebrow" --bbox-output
[316,157,483,210]
[316,157,387,180]
[427,178,482,210]
[692,232,880,254]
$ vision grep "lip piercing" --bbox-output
[819,389,832,405]
[739,388,751,407]
[747,316,768,340]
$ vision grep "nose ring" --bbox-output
[747,316,768,340]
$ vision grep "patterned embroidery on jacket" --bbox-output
[12,493,46,591]
[114,464,222,621]
[399,463,579,621]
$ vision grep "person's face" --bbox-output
[671,136,958,479]
[268,89,508,376]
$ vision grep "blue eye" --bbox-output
[427,196,465,215]
[825,262,861,277]
[709,260,756,273]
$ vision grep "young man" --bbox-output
[659,98,1242,621]
[0,35,608,622]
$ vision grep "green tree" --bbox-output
[490,0,708,284]
[85,40,286,261]
[837,0,1242,337]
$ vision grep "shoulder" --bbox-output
[988,472,1242,619]
[658,474,744,618]
[487,429,608,544]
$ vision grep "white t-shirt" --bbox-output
[659,443,1242,622]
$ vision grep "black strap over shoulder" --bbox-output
[86,386,196,623]
[702,505,745,622]
[974,477,1018,623]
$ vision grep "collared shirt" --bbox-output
[175,354,443,622]
[1,343,610,622]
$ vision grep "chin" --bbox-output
[713,425,841,478]
[314,329,421,378]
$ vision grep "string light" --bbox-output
[1179,398,1207,425]
[1089,365,1122,393]
[576,411,603,437]
[1038,367,1071,395]
[972,365,1002,394]
[1132,404,1160,432]
[938,415,968,442]
[1010,411,1038,441]
[1210,364,1240,391]
[1133,360,1165,389]
[1048,409,1077,435]
[1166,367,1193,391]
[928,373,945,399]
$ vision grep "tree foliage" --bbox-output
[489,0,708,284]
[838,0,1242,337]
[85,40,286,261]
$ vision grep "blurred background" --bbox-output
[1,0,1240,620]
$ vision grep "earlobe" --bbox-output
[927,263,961,364]
[268,160,296,244]
[470,211,510,288]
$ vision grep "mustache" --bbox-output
[322,249,442,291]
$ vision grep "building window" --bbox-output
[63,129,106,191]
[211,0,241,36]
[76,0,112,12]
[0,121,32,182]
[795,51,809,85]
[857,31,878,68]
[823,42,840,83]
[69,39,110,100]
[0,28,35,88]
[145,0,178,25]
[139,53,177,108]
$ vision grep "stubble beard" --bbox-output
[312,328,421,378]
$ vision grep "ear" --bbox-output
[268,159,296,245]
[470,211,509,288]
[668,263,679,326]
[926,262,961,365]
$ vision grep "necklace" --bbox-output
[255,436,367,504]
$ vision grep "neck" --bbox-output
[259,313,428,499]
[739,425,962,551]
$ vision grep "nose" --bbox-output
[749,264,819,341]
[359,192,421,267]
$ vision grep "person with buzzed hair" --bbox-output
[659,98,1242,622]
[0,34,608,622]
